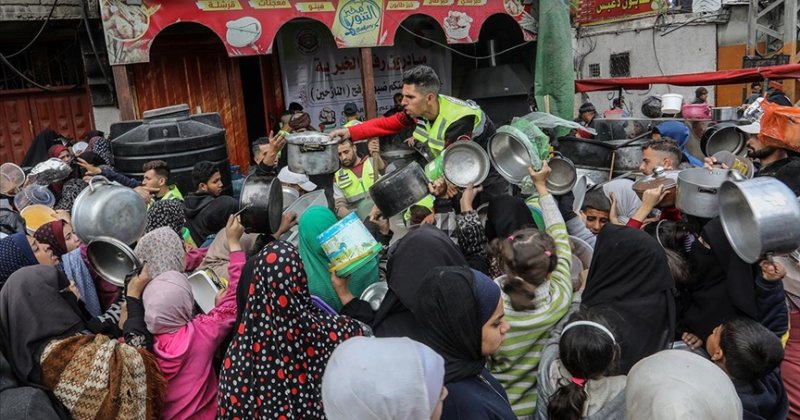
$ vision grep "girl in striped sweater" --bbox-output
[487,163,574,419]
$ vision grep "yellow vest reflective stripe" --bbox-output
[344,119,361,128]
[334,158,375,203]
[412,95,486,157]
[403,194,435,223]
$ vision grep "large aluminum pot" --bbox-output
[72,176,146,245]
[700,122,746,157]
[711,107,739,122]
[286,131,340,175]
[719,177,800,263]
[488,125,543,185]
[442,141,489,188]
[675,168,730,218]
[239,175,283,235]
[369,161,428,217]
[86,236,142,287]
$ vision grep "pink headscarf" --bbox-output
[142,271,194,334]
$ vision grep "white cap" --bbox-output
[737,122,760,135]
[278,167,317,192]
[71,141,88,155]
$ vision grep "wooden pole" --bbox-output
[112,65,136,120]
[359,47,377,119]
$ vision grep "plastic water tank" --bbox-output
[109,104,232,196]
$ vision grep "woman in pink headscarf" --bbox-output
[140,216,246,419]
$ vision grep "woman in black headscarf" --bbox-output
[337,225,468,341]
[581,224,675,374]
[679,217,758,341]
[414,266,515,420]
[21,129,61,167]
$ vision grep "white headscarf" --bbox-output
[322,336,445,420]
[625,350,742,420]
[602,178,641,225]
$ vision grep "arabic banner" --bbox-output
[277,21,451,130]
[575,0,667,26]
[99,0,533,65]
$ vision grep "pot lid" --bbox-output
[632,167,677,192]
[86,236,141,287]
[285,131,339,145]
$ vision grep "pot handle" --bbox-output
[88,175,111,193]
[697,187,718,194]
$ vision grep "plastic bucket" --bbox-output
[661,93,684,114]
[317,212,381,276]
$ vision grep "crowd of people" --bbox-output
[0,64,799,420]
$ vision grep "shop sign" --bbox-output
[99,0,533,65]
[575,0,668,26]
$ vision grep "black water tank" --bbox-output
[109,104,232,196]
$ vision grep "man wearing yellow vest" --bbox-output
[330,65,508,199]
[333,138,384,218]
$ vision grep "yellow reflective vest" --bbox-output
[334,158,375,203]
[412,94,487,157]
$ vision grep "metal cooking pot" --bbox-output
[557,137,646,172]
[711,107,739,122]
[719,177,800,263]
[285,132,340,175]
[546,153,577,196]
[442,141,489,188]
[712,150,754,179]
[701,122,746,157]
[282,186,300,210]
[488,125,544,184]
[239,175,283,235]
[675,168,730,218]
[72,176,147,245]
[86,236,142,287]
[369,161,429,217]
[632,167,678,208]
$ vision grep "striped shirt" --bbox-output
[487,193,573,418]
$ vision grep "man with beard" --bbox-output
[738,122,800,179]
[333,139,384,218]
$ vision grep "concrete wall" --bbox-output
[0,0,99,20]
[575,22,718,117]
[92,105,121,136]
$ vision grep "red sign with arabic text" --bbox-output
[576,0,665,26]
[99,0,534,65]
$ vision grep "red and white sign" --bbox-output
[100,0,534,65]
[575,0,667,26]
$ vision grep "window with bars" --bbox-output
[588,63,601,78]
[0,41,85,91]
[609,52,630,78]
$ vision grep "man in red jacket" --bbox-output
[329,65,508,199]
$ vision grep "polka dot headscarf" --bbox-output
[217,241,365,419]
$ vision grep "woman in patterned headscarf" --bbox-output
[218,241,366,419]
[145,199,186,236]
[54,178,87,211]
[86,136,114,166]
[134,227,185,278]
[0,233,58,289]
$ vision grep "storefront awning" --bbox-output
[575,63,800,93]
[100,0,535,66]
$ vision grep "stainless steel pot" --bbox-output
[369,161,429,217]
[632,167,678,208]
[442,141,489,188]
[86,236,142,287]
[675,168,730,218]
[711,107,739,122]
[239,175,283,235]
[286,132,340,175]
[719,177,800,263]
[488,125,544,184]
[546,153,577,196]
[72,176,147,245]
[282,186,300,210]
[700,122,746,157]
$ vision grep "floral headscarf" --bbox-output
[54,178,88,211]
[34,220,68,257]
[145,199,186,236]
[218,241,365,419]
[134,227,185,278]
[87,136,114,166]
